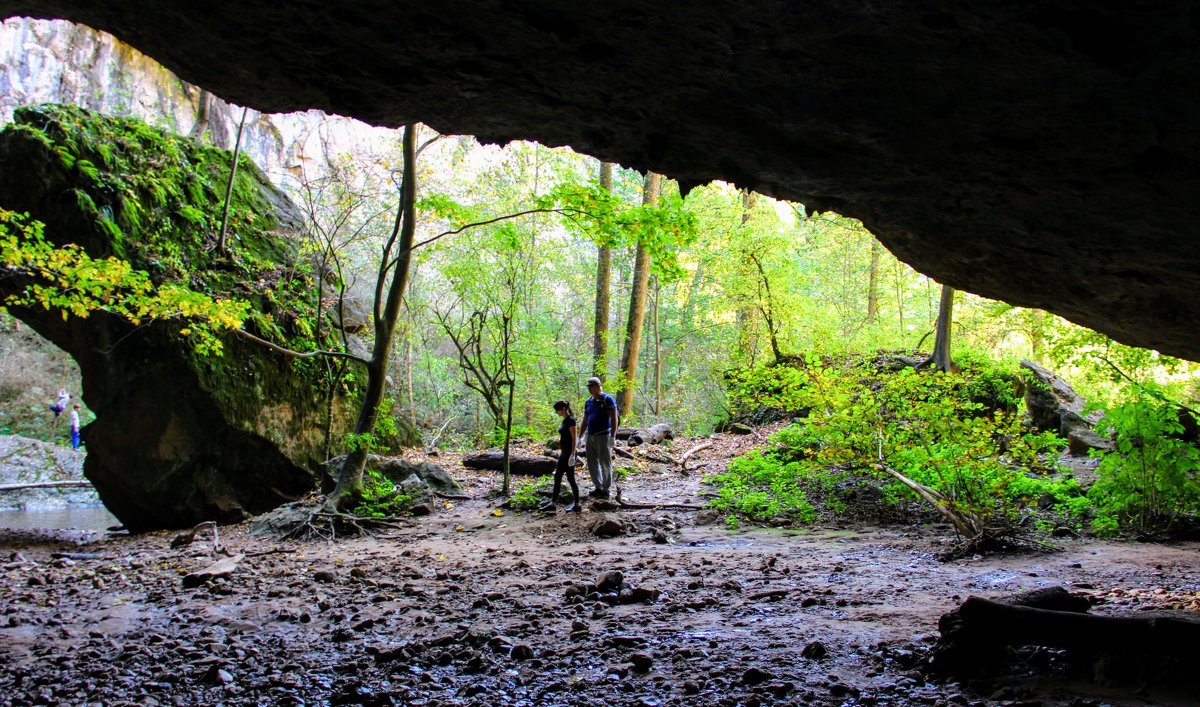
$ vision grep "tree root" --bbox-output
[285,510,411,540]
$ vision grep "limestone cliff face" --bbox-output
[0,105,339,531]
[0,17,398,190]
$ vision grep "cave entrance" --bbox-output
[0,312,117,530]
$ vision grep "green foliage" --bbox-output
[508,477,551,511]
[350,468,413,518]
[344,432,375,454]
[712,355,1068,534]
[1,210,248,355]
[710,451,816,523]
[486,424,538,448]
[1087,394,1200,536]
[725,363,811,420]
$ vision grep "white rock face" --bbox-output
[0,434,97,510]
[0,16,400,190]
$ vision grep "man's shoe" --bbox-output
[588,489,603,498]
[538,499,557,512]
[564,501,580,513]
[596,489,610,500]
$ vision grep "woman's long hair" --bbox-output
[553,400,574,418]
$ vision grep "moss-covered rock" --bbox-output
[0,104,414,531]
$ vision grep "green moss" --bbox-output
[1,104,354,465]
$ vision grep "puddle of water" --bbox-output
[0,505,119,530]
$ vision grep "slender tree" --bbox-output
[327,124,418,508]
[592,161,614,377]
[735,189,759,362]
[867,239,881,323]
[617,171,661,418]
[216,106,249,255]
[925,284,956,372]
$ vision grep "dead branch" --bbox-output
[876,464,982,539]
[170,521,222,554]
[613,446,636,460]
[680,441,713,471]
[0,481,93,492]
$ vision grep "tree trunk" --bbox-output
[592,161,614,377]
[189,88,212,141]
[617,171,660,418]
[736,189,759,363]
[928,284,956,372]
[329,124,418,508]
[652,275,661,416]
[216,106,249,255]
[501,314,515,496]
[867,239,881,323]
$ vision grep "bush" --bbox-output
[711,354,1068,536]
[710,451,816,524]
[509,477,550,510]
[1087,396,1200,536]
[351,469,413,518]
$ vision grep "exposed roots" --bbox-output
[251,498,411,541]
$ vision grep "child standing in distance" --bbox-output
[540,400,580,512]
[49,388,69,417]
[69,404,82,450]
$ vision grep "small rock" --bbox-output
[651,528,674,544]
[589,515,626,538]
[510,643,534,661]
[630,652,654,673]
[313,570,337,583]
[622,586,661,604]
[742,666,771,685]
[801,641,827,660]
[597,570,624,593]
[729,422,753,435]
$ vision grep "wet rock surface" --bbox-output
[2,439,1199,706]
[0,434,96,509]
[2,2,1199,359]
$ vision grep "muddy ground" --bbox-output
[2,432,1199,707]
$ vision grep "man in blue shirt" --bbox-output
[579,376,619,499]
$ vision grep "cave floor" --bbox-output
[2,439,1199,706]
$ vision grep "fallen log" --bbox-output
[680,441,713,471]
[0,481,93,492]
[932,587,1200,675]
[613,446,636,460]
[182,553,244,588]
[461,451,557,475]
[622,423,674,446]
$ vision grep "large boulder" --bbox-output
[1020,360,1112,455]
[0,105,357,530]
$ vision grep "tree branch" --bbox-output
[234,328,369,365]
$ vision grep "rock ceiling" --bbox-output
[3,1,1199,359]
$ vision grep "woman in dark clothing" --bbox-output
[540,400,581,512]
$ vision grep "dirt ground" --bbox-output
[2,432,1199,707]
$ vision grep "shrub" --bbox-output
[1087,396,1200,536]
[509,477,550,511]
[351,469,413,518]
[712,354,1068,538]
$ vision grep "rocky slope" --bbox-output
[0,434,96,510]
